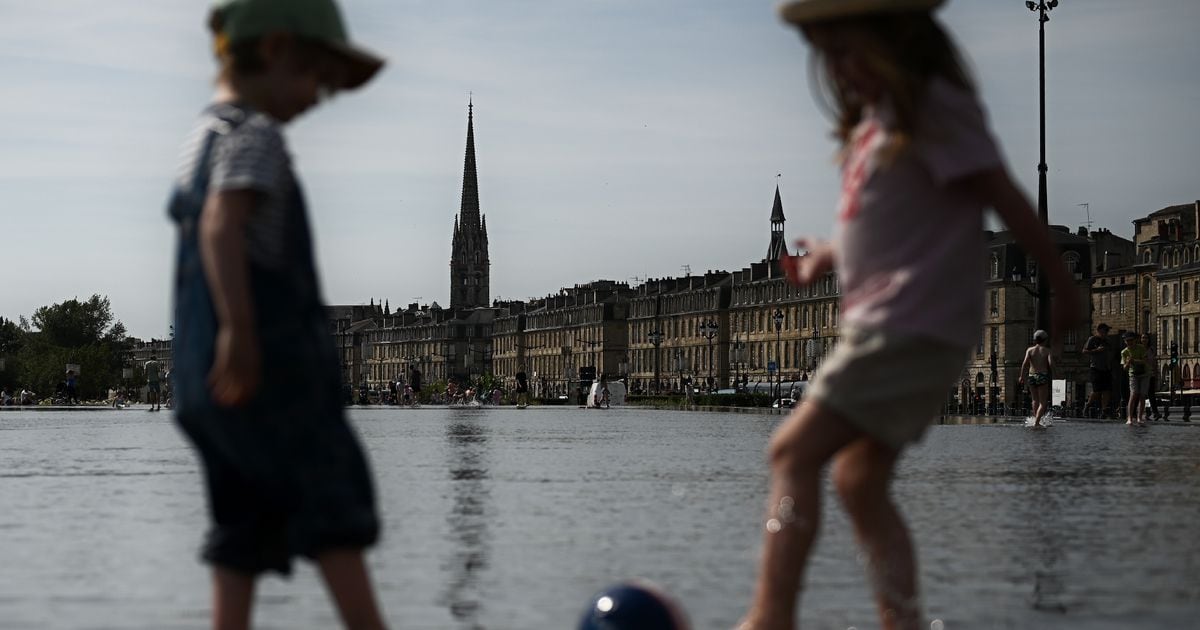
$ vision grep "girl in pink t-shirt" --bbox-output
[739,2,1082,629]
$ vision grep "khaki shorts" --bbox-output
[806,326,969,450]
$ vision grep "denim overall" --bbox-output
[168,104,378,574]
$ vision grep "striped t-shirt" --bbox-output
[174,103,293,269]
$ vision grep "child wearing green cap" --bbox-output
[167,1,387,628]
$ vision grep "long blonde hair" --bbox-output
[803,13,975,158]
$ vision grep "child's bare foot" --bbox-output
[734,609,792,628]
[1126,420,1134,425]
[733,617,787,630]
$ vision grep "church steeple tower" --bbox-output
[767,183,786,263]
[450,99,490,310]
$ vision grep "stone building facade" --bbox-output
[627,273,731,394]
[961,227,1094,411]
[1133,201,1200,389]
[515,282,632,399]
[729,262,841,391]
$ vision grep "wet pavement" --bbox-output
[1,407,1197,629]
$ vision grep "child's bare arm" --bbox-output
[1019,349,1031,384]
[199,189,261,407]
[957,168,1083,340]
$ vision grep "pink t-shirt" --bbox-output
[834,77,1002,348]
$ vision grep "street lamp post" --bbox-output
[733,334,745,392]
[806,324,819,378]
[647,329,664,394]
[674,348,684,392]
[1026,0,1059,333]
[698,319,718,392]
[772,309,784,401]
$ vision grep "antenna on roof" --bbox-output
[1078,203,1092,231]
[681,264,692,276]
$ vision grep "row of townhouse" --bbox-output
[322,192,1196,411]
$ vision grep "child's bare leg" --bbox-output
[212,566,256,630]
[832,439,918,630]
[740,402,862,630]
[316,548,387,630]
[1033,386,1047,426]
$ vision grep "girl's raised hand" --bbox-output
[783,238,835,287]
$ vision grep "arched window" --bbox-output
[990,254,1000,280]
[1143,278,1152,300]
[1143,250,1152,264]
[1175,249,1182,267]
[1185,249,1192,265]
[1062,251,1080,275]
[1163,251,1171,267]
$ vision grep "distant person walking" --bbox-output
[410,366,422,396]
[1019,330,1054,429]
[64,370,78,405]
[166,1,388,628]
[515,367,529,408]
[1142,333,1161,420]
[738,1,1082,628]
[1121,332,1149,426]
[1083,323,1113,418]
[144,354,162,411]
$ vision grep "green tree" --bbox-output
[31,295,126,348]
[13,295,130,401]
[0,317,24,390]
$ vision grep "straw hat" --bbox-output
[778,0,946,25]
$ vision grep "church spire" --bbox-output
[459,98,480,229]
[770,184,785,224]
[449,98,491,311]
[767,183,787,265]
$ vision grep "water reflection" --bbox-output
[1016,436,1069,615]
[438,415,492,629]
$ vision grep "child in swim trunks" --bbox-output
[1020,330,1054,428]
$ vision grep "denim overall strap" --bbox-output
[168,106,249,419]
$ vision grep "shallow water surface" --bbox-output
[0,407,1197,629]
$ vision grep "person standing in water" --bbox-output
[1121,331,1149,426]
[738,1,1082,628]
[1019,330,1053,429]
[144,354,162,411]
[167,1,388,627]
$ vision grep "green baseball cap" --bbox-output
[211,0,384,90]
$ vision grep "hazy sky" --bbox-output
[2,0,1198,339]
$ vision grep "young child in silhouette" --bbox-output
[738,1,1081,629]
[168,1,388,628]
[1019,329,1054,428]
